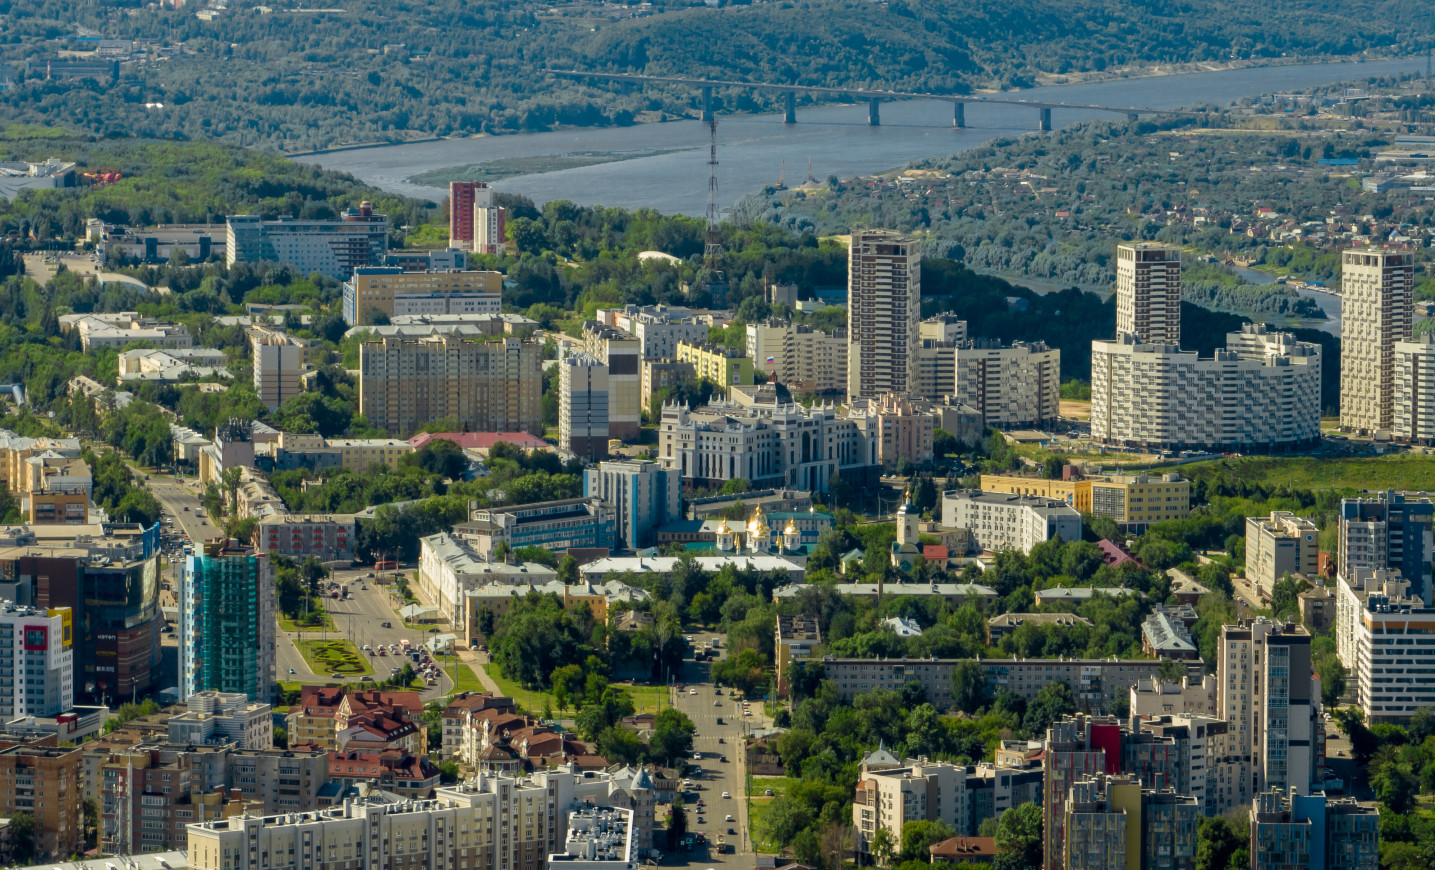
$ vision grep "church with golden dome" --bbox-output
[713,505,805,555]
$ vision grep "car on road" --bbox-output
[725,815,734,822]
[721,792,730,799]
[330,672,343,679]
[719,756,726,763]
[727,827,736,835]
[764,789,773,796]
[381,621,392,628]
[716,718,723,725]
[713,700,720,705]
[289,668,297,675]
[689,688,697,695]
[692,753,702,760]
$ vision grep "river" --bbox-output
[1229,264,1342,336]
[298,57,1425,217]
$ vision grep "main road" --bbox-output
[276,569,459,702]
[666,635,772,869]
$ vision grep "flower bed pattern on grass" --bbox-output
[297,640,373,677]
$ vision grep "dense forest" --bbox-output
[0,0,1430,151]
[0,130,432,237]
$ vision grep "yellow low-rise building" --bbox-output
[676,340,754,389]
[980,471,1189,531]
[326,438,414,471]
[981,474,1085,508]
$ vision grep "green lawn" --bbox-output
[476,662,554,713]
[1174,455,1435,493]
[278,601,336,632]
[297,639,373,678]
[747,799,779,852]
[447,664,484,694]
[475,663,668,715]
[747,776,795,798]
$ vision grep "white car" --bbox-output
[721,792,730,799]
[689,688,697,695]
[725,815,734,822]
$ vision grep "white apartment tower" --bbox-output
[0,602,73,719]
[1394,332,1435,444]
[473,184,507,256]
[1115,243,1182,344]
[847,231,921,401]
[1335,569,1435,723]
[559,353,610,462]
[1340,247,1413,433]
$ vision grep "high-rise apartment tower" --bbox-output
[1115,243,1182,344]
[846,231,921,401]
[1340,247,1413,433]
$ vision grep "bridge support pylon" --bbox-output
[784,92,796,124]
[1038,107,1052,132]
[868,98,881,126]
[702,87,714,122]
[953,102,965,128]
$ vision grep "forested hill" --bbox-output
[582,0,1408,93]
[1,0,1430,152]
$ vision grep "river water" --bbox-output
[299,57,1424,217]
[1229,264,1342,336]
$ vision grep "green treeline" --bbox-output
[0,0,1430,151]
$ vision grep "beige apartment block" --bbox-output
[950,339,1059,426]
[583,322,642,440]
[250,326,318,410]
[344,267,502,327]
[1217,619,1320,806]
[847,230,921,400]
[1115,242,1182,344]
[746,321,847,394]
[1340,247,1413,433]
[358,335,541,437]
[1244,511,1320,598]
[1394,332,1435,443]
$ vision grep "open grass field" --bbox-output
[445,663,484,694]
[747,775,796,798]
[1174,455,1435,493]
[476,663,669,714]
[297,639,373,678]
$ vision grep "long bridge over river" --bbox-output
[547,69,1208,131]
